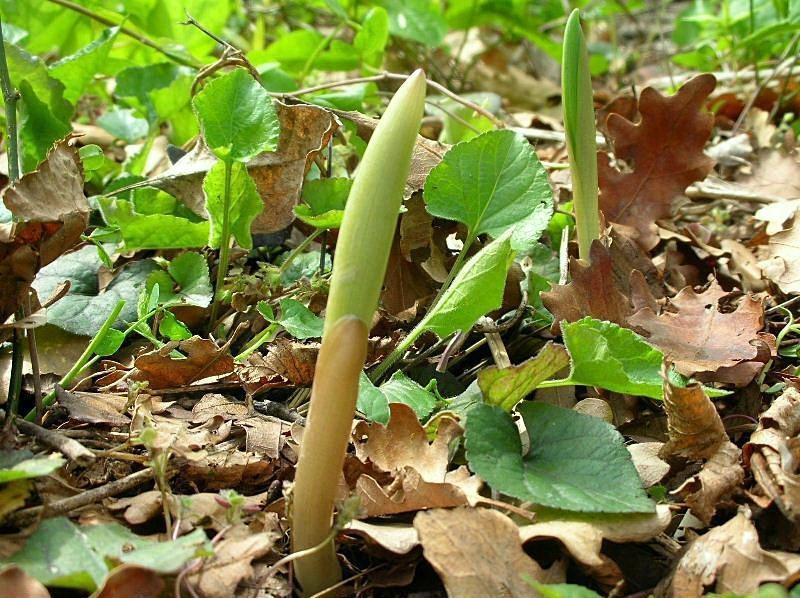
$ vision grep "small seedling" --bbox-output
[562,9,600,259]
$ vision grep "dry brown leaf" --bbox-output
[541,239,632,331]
[743,387,800,522]
[181,449,275,491]
[345,520,420,555]
[237,338,317,394]
[133,336,234,390]
[0,138,89,324]
[351,404,480,516]
[627,443,670,487]
[415,507,565,597]
[400,193,433,262]
[599,74,716,250]
[668,509,800,596]
[191,393,249,423]
[55,387,130,426]
[0,565,50,598]
[660,375,728,461]
[672,440,744,525]
[188,524,277,598]
[759,219,800,294]
[520,505,671,587]
[146,103,337,234]
[381,233,437,321]
[628,281,768,383]
[95,564,164,598]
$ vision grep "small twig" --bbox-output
[8,467,159,527]
[181,11,235,51]
[436,330,468,373]
[483,330,511,369]
[271,71,505,128]
[14,418,96,466]
[25,295,43,423]
[44,0,201,68]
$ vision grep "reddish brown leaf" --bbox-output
[381,233,437,321]
[628,281,767,382]
[599,74,716,250]
[133,336,234,390]
[96,565,164,598]
[0,138,89,324]
[541,239,632,330]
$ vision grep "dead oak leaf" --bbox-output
[743,387,800,522]
[0,137,89,324]
[759,217,800,294]
[414,507,565,598]
[599,74,716,250]
[668,509,800,596]
[541,239,633,331]
[628,281,768,383]
[133,336,234,390]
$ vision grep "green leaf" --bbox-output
[93,328,126,356]
[260,30,361,75]
[98,108,149,142]
[50,27,119,103]
[257,300,275,321]
[529,582,604,598]
[355,7,390,66]
[419,232,514,338]
[278,298,324,339]
[278,250,331,285]
[2,518,210,591]
[478,343,570,411]
[558,318,665,399]
[192,68,280,162]
[424,129,553,251]
[98,197,210,250]
[465,402,655,513]
[0,451,64,483]
[378,0,448,47]
[358,371,438,422]
[32,246,157,336]
[203,161,263,250]
[165,252,213,308]
[78,144,106,171]
[115,63,191,123]
[17,79,72,172]
[159,310,192,341]
[295,177,351,229]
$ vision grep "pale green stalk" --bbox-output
[209,159,233,330]
[291,70,426,596]
[563,9,599,260]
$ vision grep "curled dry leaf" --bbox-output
[55,387,130,426]
[381,232,437,321]
[187,524,277,598]
[143,103,338,234]
[627,442,670,487]
[672,440,744,525]
[519,505,672,588]
[133,336,235,390]
[660,374,728,461]
[351,403,480,516]
[668,509,800,596]
[759,216,800,294]
[237,338,318,393]
[0,137,89,324]
[345,520,420,556]
[598,74,716,250]
[414,507,565,598]
[743,387,800,522]
[628,281,770,384]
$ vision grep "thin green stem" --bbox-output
[429,236,474,310]
[298,25,342,85]
[370,326,424,382]
[278,229,323,275]
[234,323,279,362]
[210,159,234,332]
[0,15,20,182]
[45,0,202,68]
[534,378,573,389]
[25,300,125,421]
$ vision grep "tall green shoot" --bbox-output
[562,9,599,260]
[290,71,426,596]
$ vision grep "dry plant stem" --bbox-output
[14,418,95,466]
[291,317,368,595]
[25,295,43,423]
[272,71,503,129]
[45,0,202,68]
[8,467,160,527]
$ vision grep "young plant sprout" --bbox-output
[291,70,426,595]
[562,9,600,260]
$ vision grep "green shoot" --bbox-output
[291,70,426,596]
[562,9,600,260]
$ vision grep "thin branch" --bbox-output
[14,418,95,466]
[45,0,202,68]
